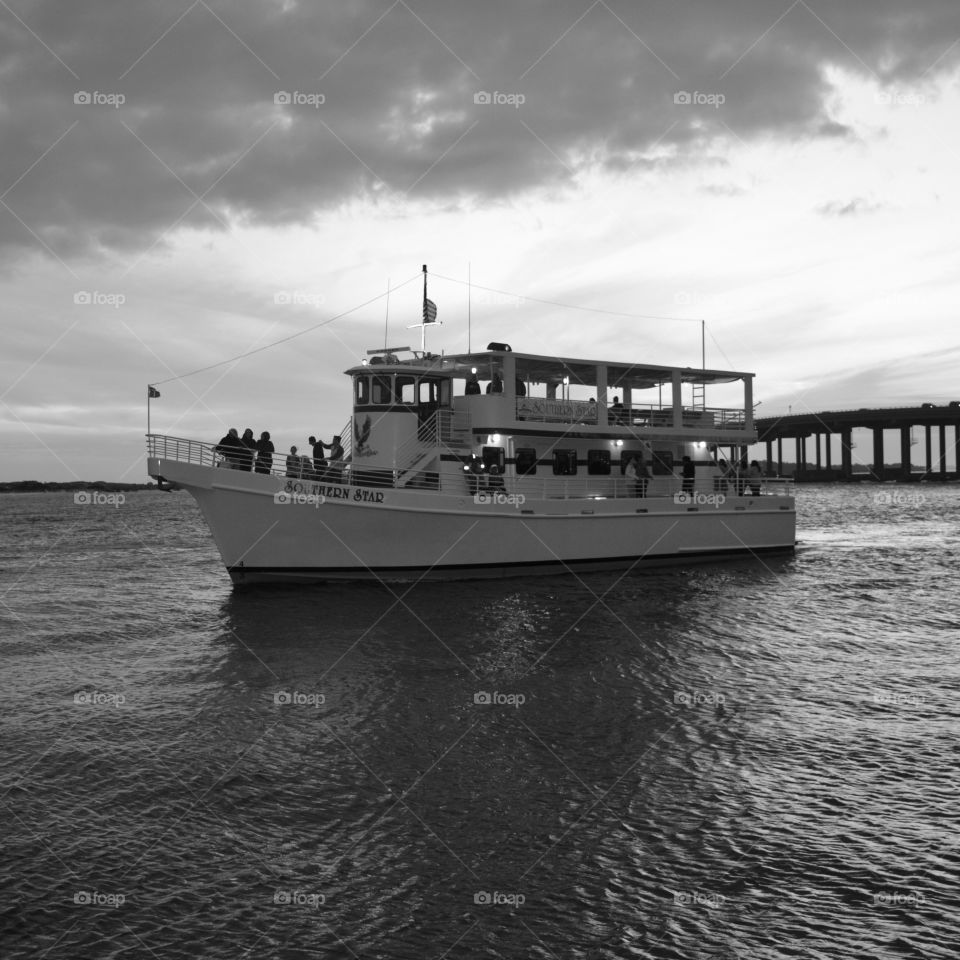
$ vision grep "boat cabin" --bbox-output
[343,344,759,497]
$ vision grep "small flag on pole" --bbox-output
[148,386,160,398]
[423,298,437,324]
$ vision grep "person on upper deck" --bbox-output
[610,396,625,424]
[254,431,274,474]
[515,377,526,397]
[748,460,763,496]
[486,373,503,394]
[681,455,695,495]
[464,373,481,395]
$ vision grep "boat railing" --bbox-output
[514,400,747,430]
[148,434,794,500]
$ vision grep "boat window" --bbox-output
[372,375,393,404]
[587,450,611,475]
[418,379,437,405]
[482,446,505,471]
[553,449,578,475]
[396,376,416,405]
[515,448,537,475]
[355,376,369,405]
[652,450,674,475]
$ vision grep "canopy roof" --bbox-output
[349,347,749,389]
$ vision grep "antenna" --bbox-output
[384,277,391,349]
[468,261,472,353]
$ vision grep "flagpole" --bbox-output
[467,261,471,353]
[384,277,390,349]
[421,264,428,354]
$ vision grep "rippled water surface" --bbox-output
[1,485,958,959]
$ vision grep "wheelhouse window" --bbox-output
[553,449,578,475]
[515,448,537,475]
[587,449,611,475]
[482,446,505,471]
[396,376,416,405]
[372,375,393,404]
[354,376,369,405]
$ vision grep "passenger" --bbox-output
[610,396,625,425]
[487,464,506,491]
[309,435,328,479]
[215,427,245,469]
[715,459,730,494]
[240,428,257,471]
[515,377,526,397]
[486,372,503,394]
[325,435,345,483]
[254,431,274,474]
[736,459,749,496]
[635,454,650,498]
[286,446,302,478]
[624,454,650,498]
[748,460,763,496]
[300,453,314,478]
[464,373,481,395]
[466,455,483,495]
[681,455,695,495]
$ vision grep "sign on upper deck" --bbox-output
[516,397,598,422]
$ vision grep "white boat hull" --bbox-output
[151,458,796,585]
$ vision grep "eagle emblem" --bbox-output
[354,415,376,456]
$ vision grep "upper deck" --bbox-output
[346,344,756,442]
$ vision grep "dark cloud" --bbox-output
[2,0,959,259]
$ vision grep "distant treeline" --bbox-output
[0,481,159,493]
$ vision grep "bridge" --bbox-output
[754,404,960,480]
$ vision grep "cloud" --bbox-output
[2,0,960,260]
[816,196,883,216]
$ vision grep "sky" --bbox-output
[2,0,959,481]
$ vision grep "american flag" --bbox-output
[423,298,437,324]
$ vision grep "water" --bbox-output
[1,485,958,959]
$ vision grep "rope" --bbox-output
[430,271,704,324]
[152,271,422,385]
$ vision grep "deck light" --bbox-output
[615,439,623,447]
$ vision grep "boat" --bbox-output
[147,329,796,585]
